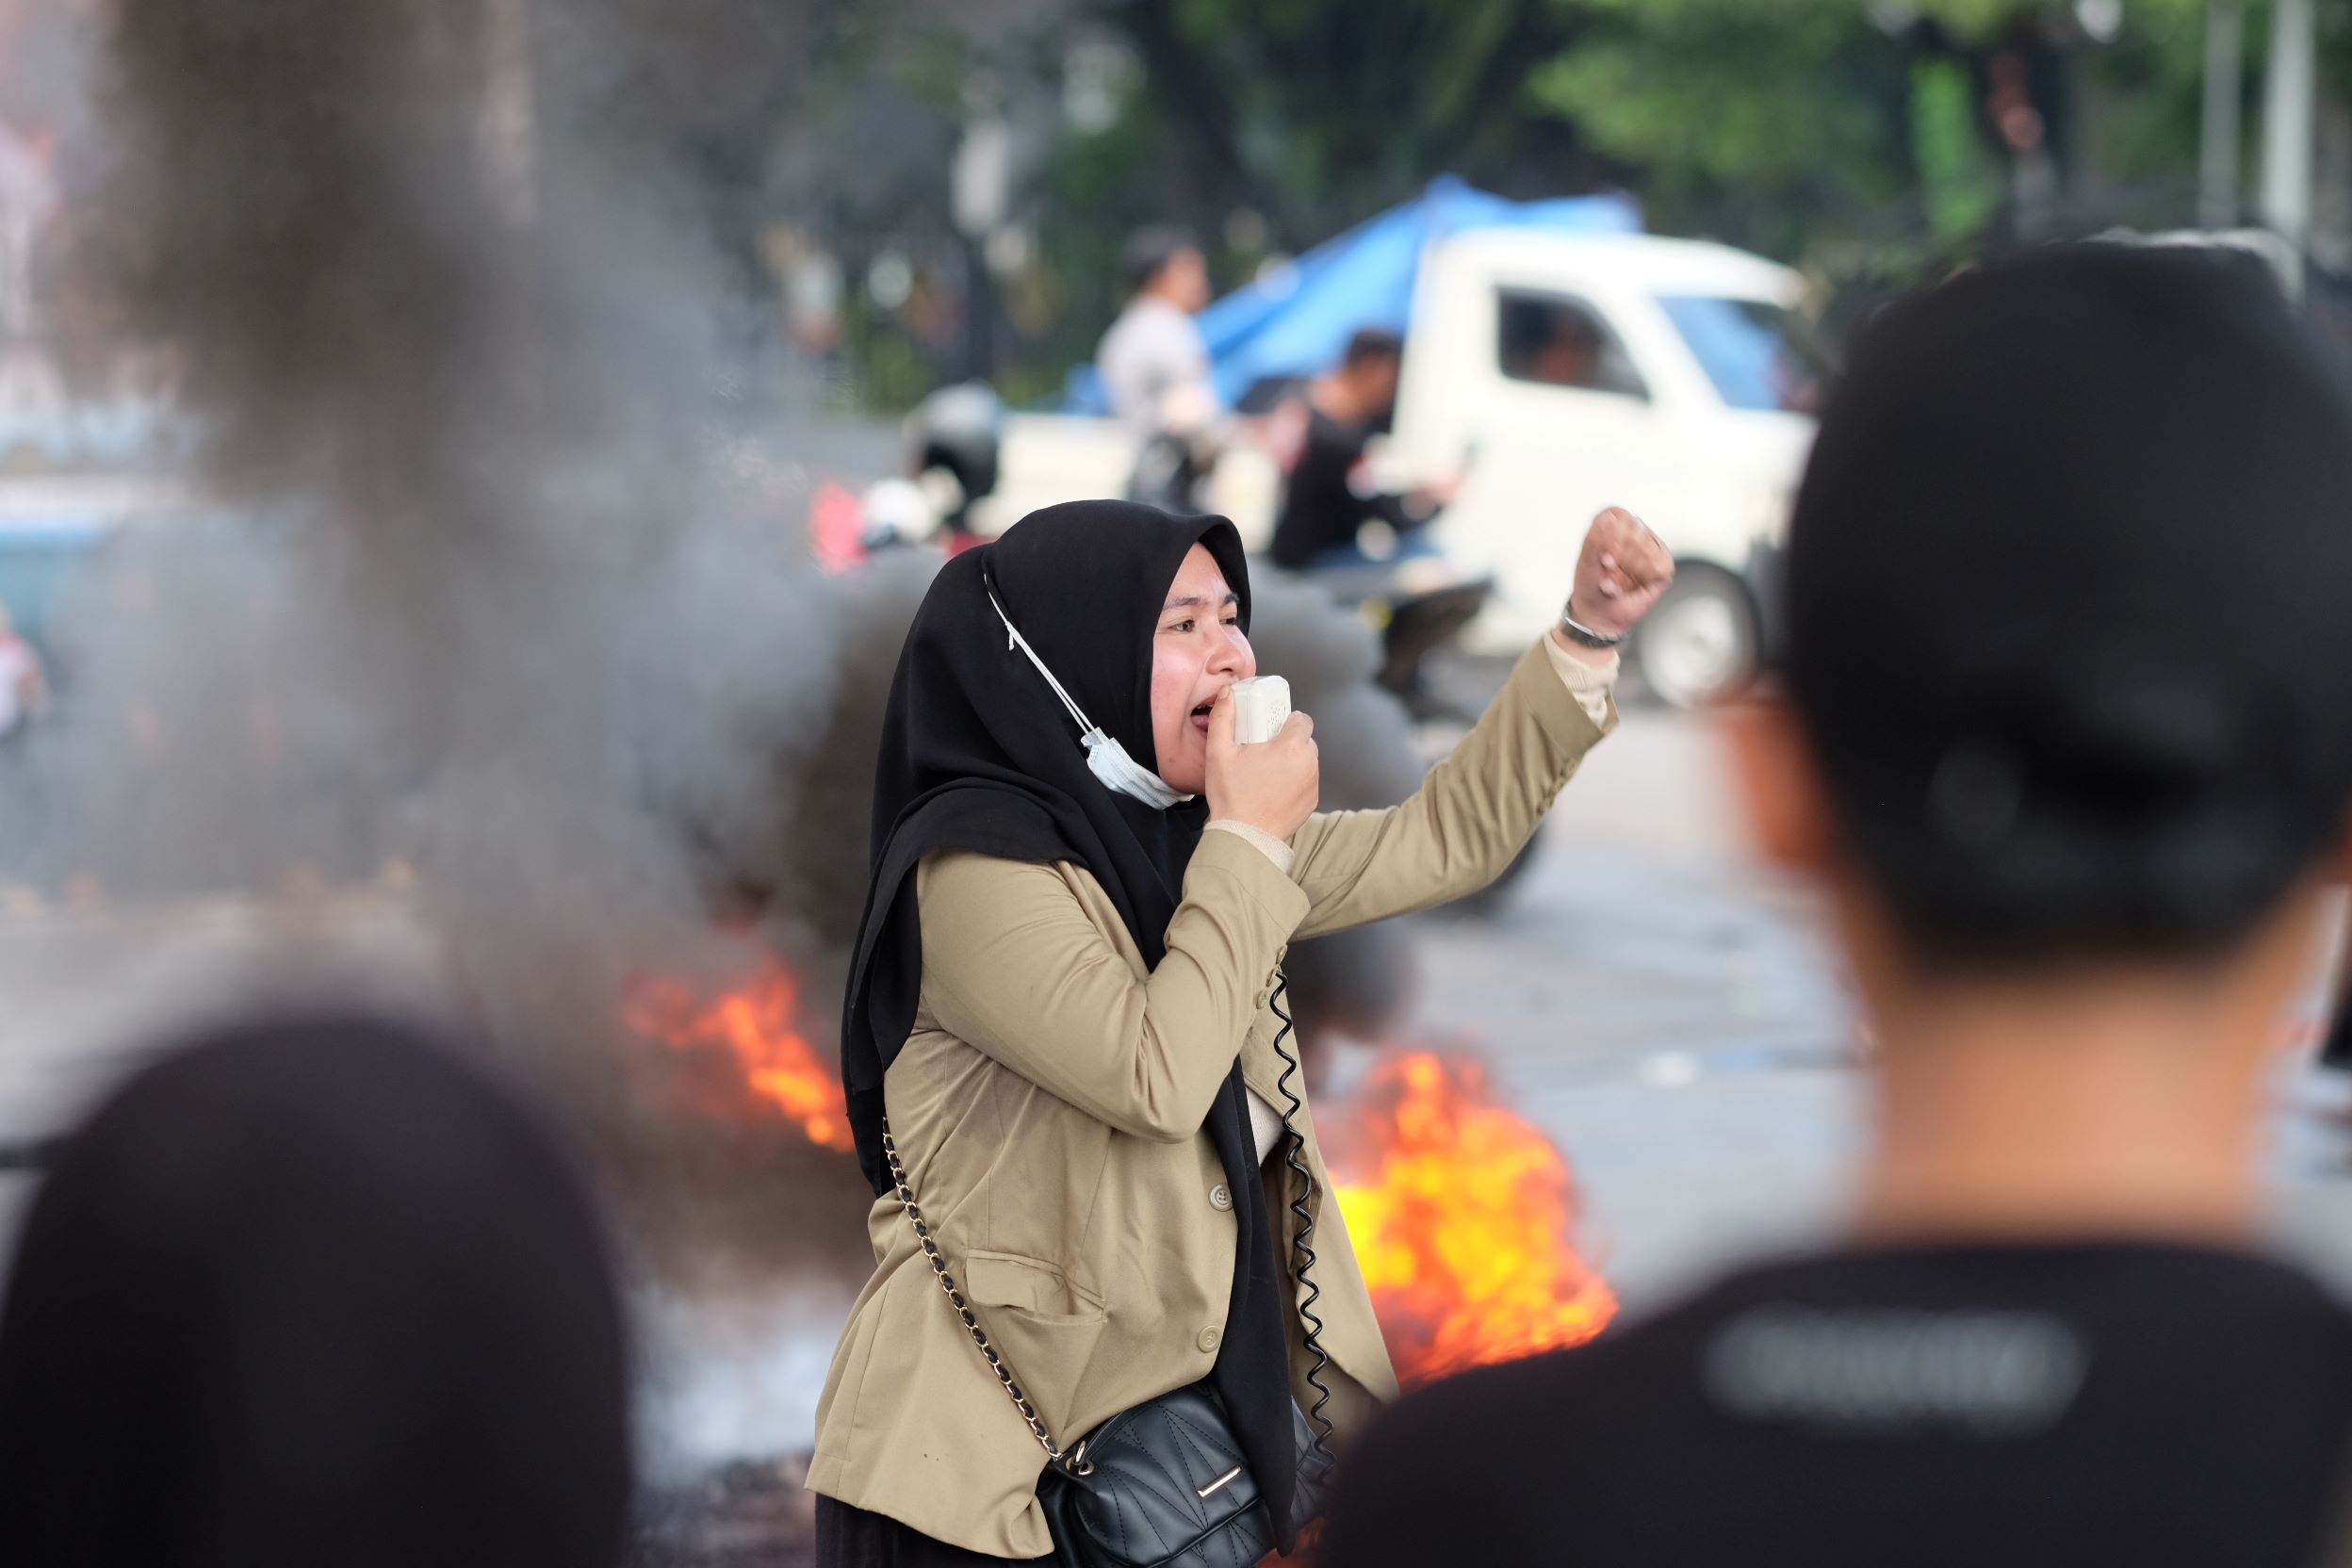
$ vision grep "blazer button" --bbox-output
[1209,1184,1233,1212]
[1198,1325,1222,1353]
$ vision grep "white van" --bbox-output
[1384,230,1821,701]
[987,231,1823,706]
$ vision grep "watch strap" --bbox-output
[1559,606,1625,648]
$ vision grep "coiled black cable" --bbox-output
[1267,972,1338,1461]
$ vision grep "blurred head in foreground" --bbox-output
[1734,242,2352,1234]
[1320,244,2352,1568]
[0,1016,632,1568]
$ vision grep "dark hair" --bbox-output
[1342,327,1404,369]
[0,1016,632,1567]
[1783,243,2352,965]
[1122,224,1200,296]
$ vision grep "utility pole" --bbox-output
[951,80,1013,386]
[2200,0,2242,228]
[2262,0,2316,295]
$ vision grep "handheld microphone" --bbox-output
[1229,677,1291,745]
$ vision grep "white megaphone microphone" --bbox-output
[1228,677,1292,745]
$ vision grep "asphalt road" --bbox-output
[4,699,2351,1481]
[1394,702,2352,1315]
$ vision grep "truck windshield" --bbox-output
[1656,295,1828,414]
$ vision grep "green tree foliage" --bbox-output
[996,0,2244,397]
[1527,0,1915,259]
[1910,57,2004,245]
[1071,0,2218,287]
[1527,0,2212,264]
[1096,0,1599,246]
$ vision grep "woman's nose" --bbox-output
[1207,625,1252,678]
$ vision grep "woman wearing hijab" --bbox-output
[817,498,1670,1564]
[0,1015,633,1568]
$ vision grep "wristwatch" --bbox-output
[1558,599,1625,649]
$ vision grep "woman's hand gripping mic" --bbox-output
[1205,685,1318,842]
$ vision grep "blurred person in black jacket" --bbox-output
[1322,244,2352,1568]
[0,1016,632,1568]
[1269,329,1459,571]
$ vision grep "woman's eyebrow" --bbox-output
[1162,591,1241,613]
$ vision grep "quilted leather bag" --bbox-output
[878,977,1340,1568]
[1035,1381,1334,1568]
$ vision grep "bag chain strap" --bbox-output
[879,1119,1070,1466]
[881,965,1328,1479]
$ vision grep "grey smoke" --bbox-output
[33,0,1426,1297]
[1234,573,1426,1062]
[56,0,879,1275]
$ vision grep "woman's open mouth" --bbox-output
[1190,702,1214,734]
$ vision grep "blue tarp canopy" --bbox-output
[1065,175,1641,413]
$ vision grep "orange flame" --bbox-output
[624,961,854,1151]
[1331,1050,1617,1386]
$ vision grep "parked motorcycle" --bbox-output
[810,384,1004,570]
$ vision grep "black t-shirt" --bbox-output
[1321,1242,2352,1568]
[1269,405,1423,571]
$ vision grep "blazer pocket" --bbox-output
[964,1249,1109,1326]
[960,1250,1112,1427]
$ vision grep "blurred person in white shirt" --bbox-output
[1097,226,1216,434]
[1098,228,1225,512]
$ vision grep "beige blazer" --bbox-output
[808,639,1614,1557]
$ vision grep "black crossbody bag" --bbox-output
[880,977,1337,1568]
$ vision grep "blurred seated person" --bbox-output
[1499,294,1645,397]
[0,600,47,743]
[1269,328,1460,572]
[0,1016,633,1568]
[1322,245,2352,1568]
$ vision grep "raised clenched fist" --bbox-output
[1568,507,1674,639]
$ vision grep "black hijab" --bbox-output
[843,498,1298,1536]
[0,1015,632,1568]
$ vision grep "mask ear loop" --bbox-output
[985,578,1102,740]
[983,562,1194,809]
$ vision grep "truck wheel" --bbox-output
[1628,564,1757,710]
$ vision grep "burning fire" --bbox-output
[619,973,1613,1376]
[625,960,854,1152]
[1331,1050,1617,1385]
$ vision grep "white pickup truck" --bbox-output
[983,230,1824,706]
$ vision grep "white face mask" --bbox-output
[987,582,1194,811]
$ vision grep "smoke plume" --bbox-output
[50,0,877,1274]
[22,0,1433,1473]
